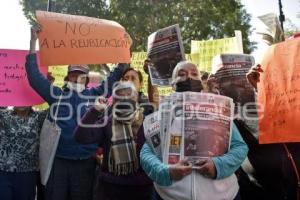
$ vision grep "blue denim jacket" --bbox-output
[25,54,128,159]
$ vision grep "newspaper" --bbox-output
[183,92,234,163]
[147,24,185,86]
[143,111,162,158]
[212,54,255,110]
[159,96,172,149]
[163,92,184,164]
[212,54,257,134]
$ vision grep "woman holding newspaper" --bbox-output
[140,61,248,200]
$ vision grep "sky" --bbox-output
[0,0,299,56]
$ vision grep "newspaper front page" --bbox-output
[183,92,234,163]
[147,24,185,86]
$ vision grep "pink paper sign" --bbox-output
[0,49,48,106]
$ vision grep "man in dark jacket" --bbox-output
[26,24,129,200]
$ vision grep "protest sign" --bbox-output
[48,65,68,87]
[258,37,300,144]
[36,11,131,66]
[147,24,185,86]
[130,52,148,93]
[191,31,243,72]
[0,49,47,106]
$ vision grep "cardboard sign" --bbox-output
[191,31,243,72]
[36,11,131,65]
[0,49,47,106]
[258,37,300,144]
[48,65,68,87]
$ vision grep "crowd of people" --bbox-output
[0,22,300,200]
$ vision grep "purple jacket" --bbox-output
[74,107,152,186]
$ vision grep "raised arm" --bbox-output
[90,63,129,97]
[26,24,61,104]
[144,59,159,109]
[212,123,249,179]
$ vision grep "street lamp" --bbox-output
[278,0,285,33]
[47,0,52,11]
[47,0,56,12]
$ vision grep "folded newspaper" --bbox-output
[147,24,185,86]
[143,111,162,158]
[144,92,234,165]
[212,54,258,135]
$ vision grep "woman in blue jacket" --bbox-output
[26,24,129,200]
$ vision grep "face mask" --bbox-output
[66,82,85,93]
[175,78,203,92]
[113,99,138,121]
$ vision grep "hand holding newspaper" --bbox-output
[147,24,185,86]
[144,92,234,167]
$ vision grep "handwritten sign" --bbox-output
[0,49,47,106]
[130,52,148,93]
[36,11,131,66]
[131,52,173,96]
[258,38,300,144]
[191,31,243,72]
[48,65,68,87]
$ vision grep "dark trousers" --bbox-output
[37,173,45,200]
[101,181,152,200]
[45,157,96,200]
[0,171,38,200]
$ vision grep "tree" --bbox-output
[284,18,300,38]
[20,0,255,53]
[20,0,109,23]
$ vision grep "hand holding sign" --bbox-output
[30,23,42,54]
[246,64,264,91]
[258,37,300,143]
